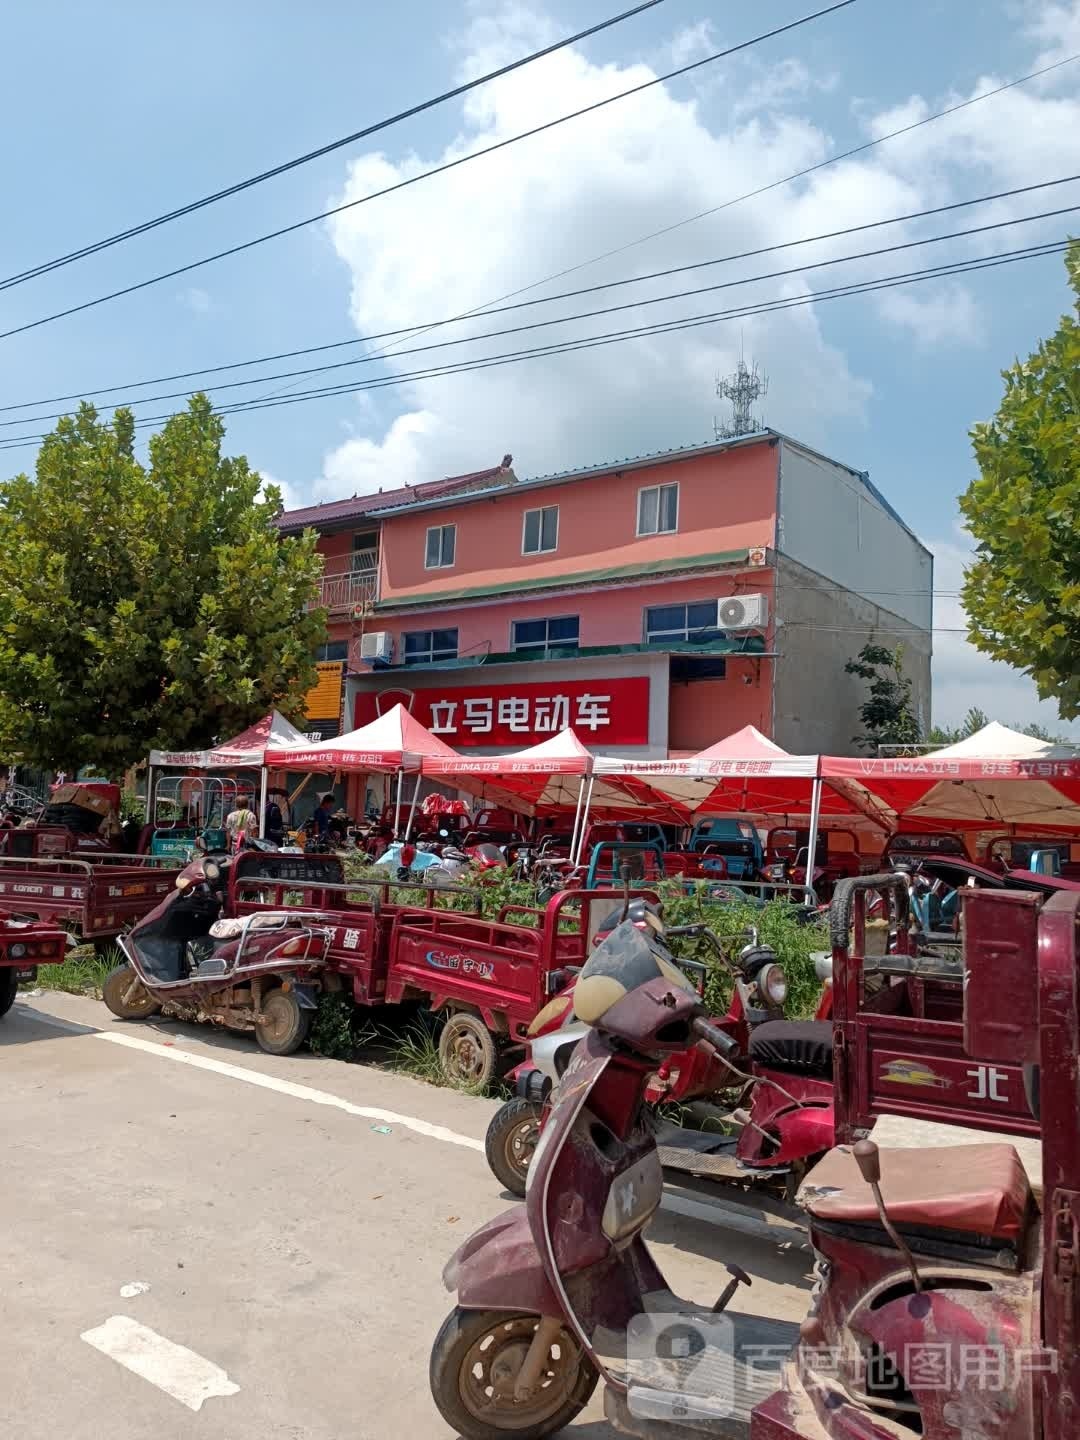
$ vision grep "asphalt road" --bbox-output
[1,992,812,1440]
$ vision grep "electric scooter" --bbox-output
[432,915,803,1439]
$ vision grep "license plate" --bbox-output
[14,965,37,983]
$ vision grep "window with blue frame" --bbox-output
[644,601,721,645]
[511,615,580,653]
[402,628,459,665]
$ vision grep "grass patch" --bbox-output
[27,944,119,998]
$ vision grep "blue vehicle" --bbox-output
[686,818,764,880]
[584,841,666,888]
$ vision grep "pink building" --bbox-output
[278,433,931,792]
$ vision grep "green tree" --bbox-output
[844,642,921,752]
[960,243,1080,716]
[926,706,990,747]
[0,396,326,775]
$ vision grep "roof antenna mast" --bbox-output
[714,339,768,440]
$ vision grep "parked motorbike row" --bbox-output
[431,877,1065,1440]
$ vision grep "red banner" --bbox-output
[355,677,650,747]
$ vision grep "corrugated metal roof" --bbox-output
[275,461,512,534]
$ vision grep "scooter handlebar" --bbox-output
[691,1015,739,1058]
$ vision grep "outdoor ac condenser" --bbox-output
[359,630,393,663]
[717,593,769,631]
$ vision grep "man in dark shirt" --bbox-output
[313,794,336,842]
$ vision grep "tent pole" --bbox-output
[403,775,421,842]
[258,767,269,839]
[145,765,155,825]
[567,775,586,866]
[805,775,823,907]
[574,776,596,867]
[394,770,404,837]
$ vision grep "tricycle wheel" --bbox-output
[256,987,312,1055]
[439,1012,497,1090]
[485,1097,543,1197]
[0,967,18,1018]
[429,1306,597,1440]
[103,963,161,1020]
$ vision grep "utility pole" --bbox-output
[714,355,768,439]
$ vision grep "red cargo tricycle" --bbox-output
[0,917,74,1019]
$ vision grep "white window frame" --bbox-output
[521,505,559,556]
[636,482,679,537]
[510,615,580,653]
[425,523,456,570]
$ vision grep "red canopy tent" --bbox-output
[422,729,690,862]
[594,726,890,849]
[265,703,459,834]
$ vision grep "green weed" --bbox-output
[28,944,118,998]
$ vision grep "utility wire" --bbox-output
[0,239,1063,452]
[0,1,860,345]
[0,0,667,294]
[4,170,1076,418]
[5,197,1076,428]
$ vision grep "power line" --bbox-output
[4,169,1076,417]
[4,197,1076,430]
[0,0,668,294]
[0,1,861,345]
[0,238,1064,453]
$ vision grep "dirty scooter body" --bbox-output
[103,851,333,1054]
[433,917,798,1440]
[752,883,1079,1440]
[486,902,831,1213]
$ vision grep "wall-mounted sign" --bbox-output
[355,676,650,747]
[305,661,345,723]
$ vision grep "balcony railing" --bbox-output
[314,551,379,613]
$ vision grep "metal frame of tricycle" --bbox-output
[831,873,1040,1144]
[0,852,183,938]
[117,909,340,992]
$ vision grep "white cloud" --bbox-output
[180,287,212,314]
[877,284,984,347]
[256,467,302,512]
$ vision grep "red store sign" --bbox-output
[355,677,650,747]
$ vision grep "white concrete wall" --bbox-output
[777,439,932,631]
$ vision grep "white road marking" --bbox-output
[20,1005,484,1153]
[119,1282,150,1299]
[81,1316,240,1411]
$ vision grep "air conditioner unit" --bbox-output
[359,630,393,663]
[717,593,768,632]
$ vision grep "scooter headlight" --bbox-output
[203,860,222,884]
[759,962,788,1007]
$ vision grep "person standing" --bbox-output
[224,795,258,852]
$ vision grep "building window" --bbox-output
[522,505,559,555]
[637,482,679,536]
[315,641,349,662]
[402,628,459,665]
[511,616,580,653]
[352,529,378,570]
[425,524,456,569]
[644,601,721,645]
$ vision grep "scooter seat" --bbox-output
[749,1020,833,1077]
[800,1143,1032,1248]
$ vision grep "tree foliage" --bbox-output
[844,642,921,752]
[0,396,326,775]
[960,243,1080,716]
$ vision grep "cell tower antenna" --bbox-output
[714,355,768,440]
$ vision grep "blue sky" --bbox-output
[1,0,1078,731]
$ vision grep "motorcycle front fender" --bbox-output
[445,1206,562,1317]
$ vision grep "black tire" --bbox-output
[438,1011,498,1090]
[102,963,161,1020]
[429,1306,597,1440]
[485,1098,543,1197]
[256,987,312,1055]
[0,968,18,1018]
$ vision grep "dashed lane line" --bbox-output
[81,1316,240,1412]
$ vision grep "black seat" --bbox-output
[749,1020,834,1077]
